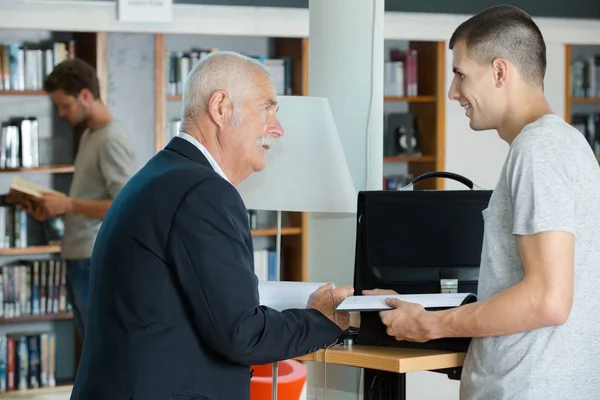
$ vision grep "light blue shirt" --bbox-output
[179,132,230,184]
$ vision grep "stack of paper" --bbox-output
[335,292,477,312]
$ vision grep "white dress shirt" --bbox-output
[178,132,231,184]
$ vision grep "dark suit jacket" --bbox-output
[70,137,341,400]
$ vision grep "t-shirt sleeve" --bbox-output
[99,132,137,199]
[506,131,576,236]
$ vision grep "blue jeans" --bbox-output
[65,258,91,342]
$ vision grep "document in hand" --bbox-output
[335,292,477,312]
[9,176,65,198]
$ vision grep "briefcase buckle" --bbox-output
[440,278,458,293]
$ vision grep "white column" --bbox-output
[306,0,384,398]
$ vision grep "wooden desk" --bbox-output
[296,345,466,399]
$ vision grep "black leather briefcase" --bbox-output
[352,172,492,352]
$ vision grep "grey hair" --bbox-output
[181,50,271,127]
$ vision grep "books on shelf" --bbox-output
[0,259,69,320]
[385,48,418,97]
[166,49,291,96]
[1,117,39,169]
[0,332,57,393]
[0,41,74,92]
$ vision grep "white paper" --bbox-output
[335,293,475,312]
[118,0,173,23]
[258,280,327,312]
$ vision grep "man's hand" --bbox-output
[307,282,354,331]
[37,193,72,219]
[379,298,435,343]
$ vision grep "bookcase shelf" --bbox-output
[564,44,600,161]
[384,155,435,163]
[251,227,302,237]
[384,95,436,103]
[0,90,46,96]
[0,165,74,174]
[0,312,73,325]
[383,40,446,190]
[0,245,62,256]
[571,97,600,103]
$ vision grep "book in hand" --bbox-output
[335,292,477,312]
[9,176,65,199]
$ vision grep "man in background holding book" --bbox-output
[14,58,136,343]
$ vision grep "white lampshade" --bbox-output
[236,95,357,214]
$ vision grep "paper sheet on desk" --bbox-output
[335,293,477,312]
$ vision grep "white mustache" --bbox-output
[257,135,276,150]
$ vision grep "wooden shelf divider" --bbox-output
[0,312,73,325]
[0,90,46,96]
[384,95,436,103]
[384,155,435,163]
[251,227,302,237]
[0,165,74,174]
[0,245,62,256]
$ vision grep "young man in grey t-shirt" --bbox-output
[28,59,136,342]
[365,5,600,399]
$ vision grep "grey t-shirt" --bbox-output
[62,120,136,260]
[460,114,600,400]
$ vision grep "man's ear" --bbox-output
[207,90,230,129]
[491,57,509,88]
[79,88,94,102]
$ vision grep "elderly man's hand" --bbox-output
[379,297,435,343]
[307,282,354,331]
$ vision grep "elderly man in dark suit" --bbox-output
[70,51,353,400]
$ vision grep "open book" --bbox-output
[9,176,65,198]
[335,292,477,312]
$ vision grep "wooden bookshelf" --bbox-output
[384,41,446,190]
[0,312,73,325]
[0,31,108,391]
[0,245,61,256]
[564,44,600,163]
[0,165,74,174]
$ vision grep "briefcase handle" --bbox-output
[401,171,477,190]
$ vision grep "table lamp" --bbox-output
[236,95,357,399]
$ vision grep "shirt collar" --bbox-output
[178,132,231,183]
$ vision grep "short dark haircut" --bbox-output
[449,5,546,86]
[43,58,101,100]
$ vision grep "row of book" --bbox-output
[1,259,70,320]
[0,206,28,250]
[166,49,291,96]
[0,333,57,393]
[0,41,74,92]
[253,249,277,282]
[571,113,600,156]
[571,57,600,98]
[1,116,40,169]
[385,48,419,97]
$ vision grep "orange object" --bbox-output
[250,360,307,400]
